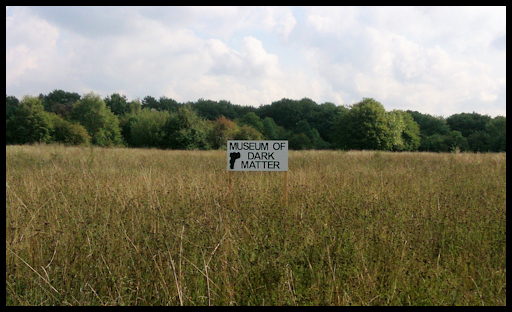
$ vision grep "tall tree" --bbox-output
[48,113,91,146]
[159,96,180,112]
[420,134,446,152]
[207,116,237,149]
[467,131,491,152]
[309,102,341,144]
[333,98,390,150]
[69,92,123,147]
[257,98,303,131]
[387,110,421,151]
[401,111,421,151]
[446,112,492,138]
[290,120,315,150]
[446,112,496,152]
[41,89,81,118]
[162,107,211,150]
[485,116,506,152]
[421,130,469,153]
[191,99,254,120]
[6,95,54,144]
[232,124,263,140]
[141,96,160,111]
[261,117,279,140]
[237,112,265,134]
[291,119,329,150]
[289,133,312,150]
[407,110,450,137]
[407,110,452,152]
[104,93,129,116]
[128,108,170,148]
[6,94,19,122]
[444,130,469,152]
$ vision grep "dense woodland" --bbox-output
[5,90,506,152]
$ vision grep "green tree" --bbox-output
[445,130,469,152]
[6,94,19,122]
[463,116,505,153]
[485,116,506,152]
[41,89,81,118]
[233,124,263,140]
[190,98,258,121]
[257,97,342,146]
[289,133,312,150]
[467,131,492,152]
[192,99,235,120]
[48,113,91,146]
[387,110,421,151]
[69,92,123,147]
[118,99,144,145]
[308,102,341,144]
[386,110,406,151]
[446,112,492,138]
[159,96,180,112]
[276,125,292,141]
[420,134,449,152]
[292,120,329,149]
[127,99,142,115]
[142,96,160,111]
[237,112,265,134]
[207,116,237,149]
[257,98,303,131]
[407,110,450,137]
[333,98,390,150]
[128,108,170,148]
[163,107,212,150]
[119,114,138,147]
[261,117,279,140]
[291,120,315,150]
[6,95,54,144]
[408,111,453,152]
[401,112,421,151]
[104,93,129,116]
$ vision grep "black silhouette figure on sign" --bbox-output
[229,152,241,169]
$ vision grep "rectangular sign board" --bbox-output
[227,140,288,171]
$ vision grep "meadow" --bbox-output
[6,144,506,305]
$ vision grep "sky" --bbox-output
[6,6,506,117]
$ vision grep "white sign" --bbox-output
[227,140,288,171]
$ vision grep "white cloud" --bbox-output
[257,7,297,39]
[134,6,297,41]
[300,7,506,116]
[306,6,360,36]
[240,36,282,78]
[204,36,283,81]
[6,7,61,90]
[5,6,506,117]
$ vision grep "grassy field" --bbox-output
[6,144,506,305]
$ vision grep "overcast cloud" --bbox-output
[6,6,506,117]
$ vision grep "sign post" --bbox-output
[284,171,288,206]
[227,140,288,206]
[228,170,233,205]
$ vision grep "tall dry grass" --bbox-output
[6,144,506,305]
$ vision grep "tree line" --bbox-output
[5,90,506,152]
